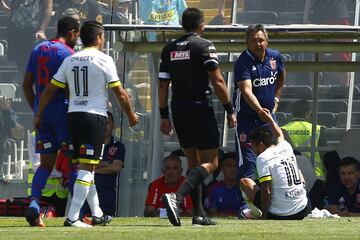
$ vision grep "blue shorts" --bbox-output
[35,108,72,155]
[235,113,276,179]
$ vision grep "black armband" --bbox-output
[159,107,169,119]
[223,103,234,115]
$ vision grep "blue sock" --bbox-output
[69,170,78,196]
[31,167,51,200]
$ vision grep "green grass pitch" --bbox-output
[0,217,358,240]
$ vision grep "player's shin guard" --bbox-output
[67,170,92,221]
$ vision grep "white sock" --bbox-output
[67,170,93,221]
[86,175,103,218]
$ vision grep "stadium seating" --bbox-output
[325,128,346,147]
[318,85,360,100]
[318,100,348,113]
[336,112,360,128]
[278,12,304,25]
[236,11,278,25]
[317,112,336,128]
[281,85,312,99]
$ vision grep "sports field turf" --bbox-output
[0,217,358,240]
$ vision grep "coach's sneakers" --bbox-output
[161,193,181,226]
[64,218,92,228]
[25,207,45,227]
[192,216,217,226]
[92,215,112,226]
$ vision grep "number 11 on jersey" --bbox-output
[72,66,89,96]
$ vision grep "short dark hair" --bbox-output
[80,21,104,46]
[57,16,80,37]
[339,157,360,171]
[182,8,204,32]
[246,24,268,43]
[249,125,275,147]
[162,155,182,167]
[292,99,312,118]
[107,111,114,123]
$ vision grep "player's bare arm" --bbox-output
[238,80,263,115]
[260,180,271,219]
[158,80,173,135]
[261,109,284,142]
[34,83,59,131]
[209,68,237,128]
[23,72,35,112]
[273,70,285,113]
[112,85,139,127]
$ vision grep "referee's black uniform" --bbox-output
[159,32,220,150]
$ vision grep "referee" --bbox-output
[159,8,236,226]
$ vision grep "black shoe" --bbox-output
[161,193,181,226]
[192,216,217,226]
[92,215,112,226]
[25,207,44,227]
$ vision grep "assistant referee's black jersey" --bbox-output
[159,32,219,101]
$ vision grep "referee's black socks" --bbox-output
[176,166,209,205]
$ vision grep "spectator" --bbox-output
[27,131,69,217]
[240,109,310,220]
[206,152,247,217]
[56,0,103,23]
[93,111,125,216]
[281,99,326,179]
[0,95,24,179]
[208,0,225,25]
[139,0,187,41]
[327,157,360,216]
[5,0,53,73]
[233,24,285,179]
[144,155,193,217]
[303,0,350,85]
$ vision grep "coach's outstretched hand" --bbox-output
[128,112,139,127]
[227,113,237,128]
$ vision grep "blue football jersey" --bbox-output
[26,39,74,116]
[233,48,285,117]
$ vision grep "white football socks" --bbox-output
[67,170,93,221]
[86,173,103,218]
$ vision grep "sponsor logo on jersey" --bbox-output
[252,65,257,71]
[176,41,189,46]
[253,76,276,87]
[150,9,175,22]
[71,56,94,62]
[170,50,190,61]
[270,59,277,70]
[80,144,94,156]
[208,46,216,51]
[209,53,218,59]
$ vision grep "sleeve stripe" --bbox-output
[108,81,121,88]
[159,72,171,79]
[51,78,66,88]
[259,175,272,183]
[204,59,219,65]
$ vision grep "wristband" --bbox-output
[159,107,169,119]
[223,103,233,115]
[274,97,280,103]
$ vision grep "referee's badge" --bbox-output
[239,132,247,143]
[109,146,117,155]
[270,59,277,70]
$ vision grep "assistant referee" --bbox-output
[159,8,237,226]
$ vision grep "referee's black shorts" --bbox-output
[67,112,106,165]
[171,100,219,150]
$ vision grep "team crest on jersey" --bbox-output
[270,59,277,70]
[170,50,190,61]
[176,41,189,46]
[239,132,247,142]
[108,146,117,155]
